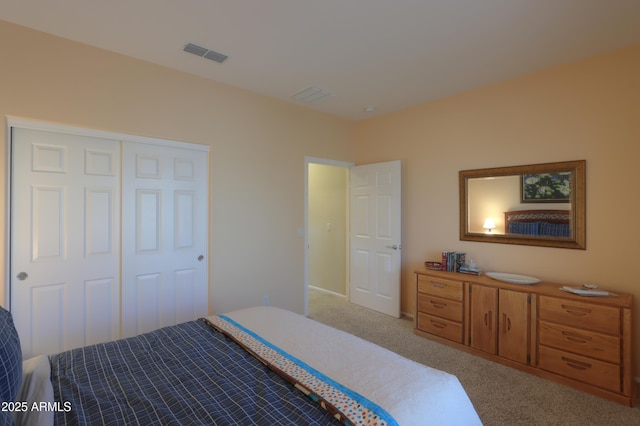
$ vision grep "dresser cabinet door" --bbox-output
[498,289,529,364]
[470,285,529,363]
[470,285,498,354]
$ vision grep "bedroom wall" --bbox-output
[354,45,640,372]
[0,20,356,314]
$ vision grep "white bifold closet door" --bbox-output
[10,125,208,358]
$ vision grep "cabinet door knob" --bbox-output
[484,311,493,330]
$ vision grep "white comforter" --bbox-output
[221,306,482,426]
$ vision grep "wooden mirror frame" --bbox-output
[459,160,586,249]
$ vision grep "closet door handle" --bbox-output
[17,272,28,281]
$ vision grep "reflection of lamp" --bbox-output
[483,218,496,234]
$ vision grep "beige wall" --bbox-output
[308,164,347,295]
[354,44,640,370]
[3,18,640,373]
[0,20,355,314]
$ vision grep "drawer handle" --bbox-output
[430,300,447,309]
[430,320,446,329]
[562,356,592,370]
[561,304,592,316]
[562,330,592,344]
[431,281,446,289]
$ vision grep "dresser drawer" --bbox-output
[538,346,620,392]
[538,296,620,335]
[417,275,463,301]
[417,312,463,343]
[538,321,620,364]
[418,294,463,322]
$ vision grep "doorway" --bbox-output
[305,158,402,318]
[304,158,352,316]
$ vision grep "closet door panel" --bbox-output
[85,188,115,256]
[84,278,117,345]
[122,142,208,338]
[11,127,121,358]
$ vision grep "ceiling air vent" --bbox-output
[290,86,336,105]
[183,42,228,64]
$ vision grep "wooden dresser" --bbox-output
[414,269,635,406]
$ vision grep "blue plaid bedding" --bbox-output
[50,319,341,425]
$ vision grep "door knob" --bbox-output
[386,244,401,250]
[197,255,204,261]
[17,272,28,281]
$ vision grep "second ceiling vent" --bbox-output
[183,43,228,64]
[290,86,336,105]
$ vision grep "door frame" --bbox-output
[4,115,209,311]
[304,156,353,316]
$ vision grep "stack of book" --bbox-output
[424,261,442,271]
[441,252,466,272]
[458,264,482,275]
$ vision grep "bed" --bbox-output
[504,209,571,237]
[1,305,481,426]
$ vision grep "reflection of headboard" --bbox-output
[504,209,571,237]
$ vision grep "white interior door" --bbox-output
[121,142,208,337]
[350,160,401,317]
[11,128,121,358]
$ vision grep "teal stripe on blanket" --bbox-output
[218,314,399,426]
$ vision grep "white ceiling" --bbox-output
[2,0,640,121]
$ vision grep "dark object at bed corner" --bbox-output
[1,305,22,426]
[505,209,571,237]
[49,319,341,426]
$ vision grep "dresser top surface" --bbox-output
[416,269,633,308]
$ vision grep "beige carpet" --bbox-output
[307,289,640,426]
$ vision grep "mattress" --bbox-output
[220,306,482,426]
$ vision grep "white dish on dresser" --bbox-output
[485,272,540,285]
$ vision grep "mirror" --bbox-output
[459,160,585,249]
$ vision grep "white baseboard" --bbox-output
[308,285,347,299]
[310,286,414,320]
